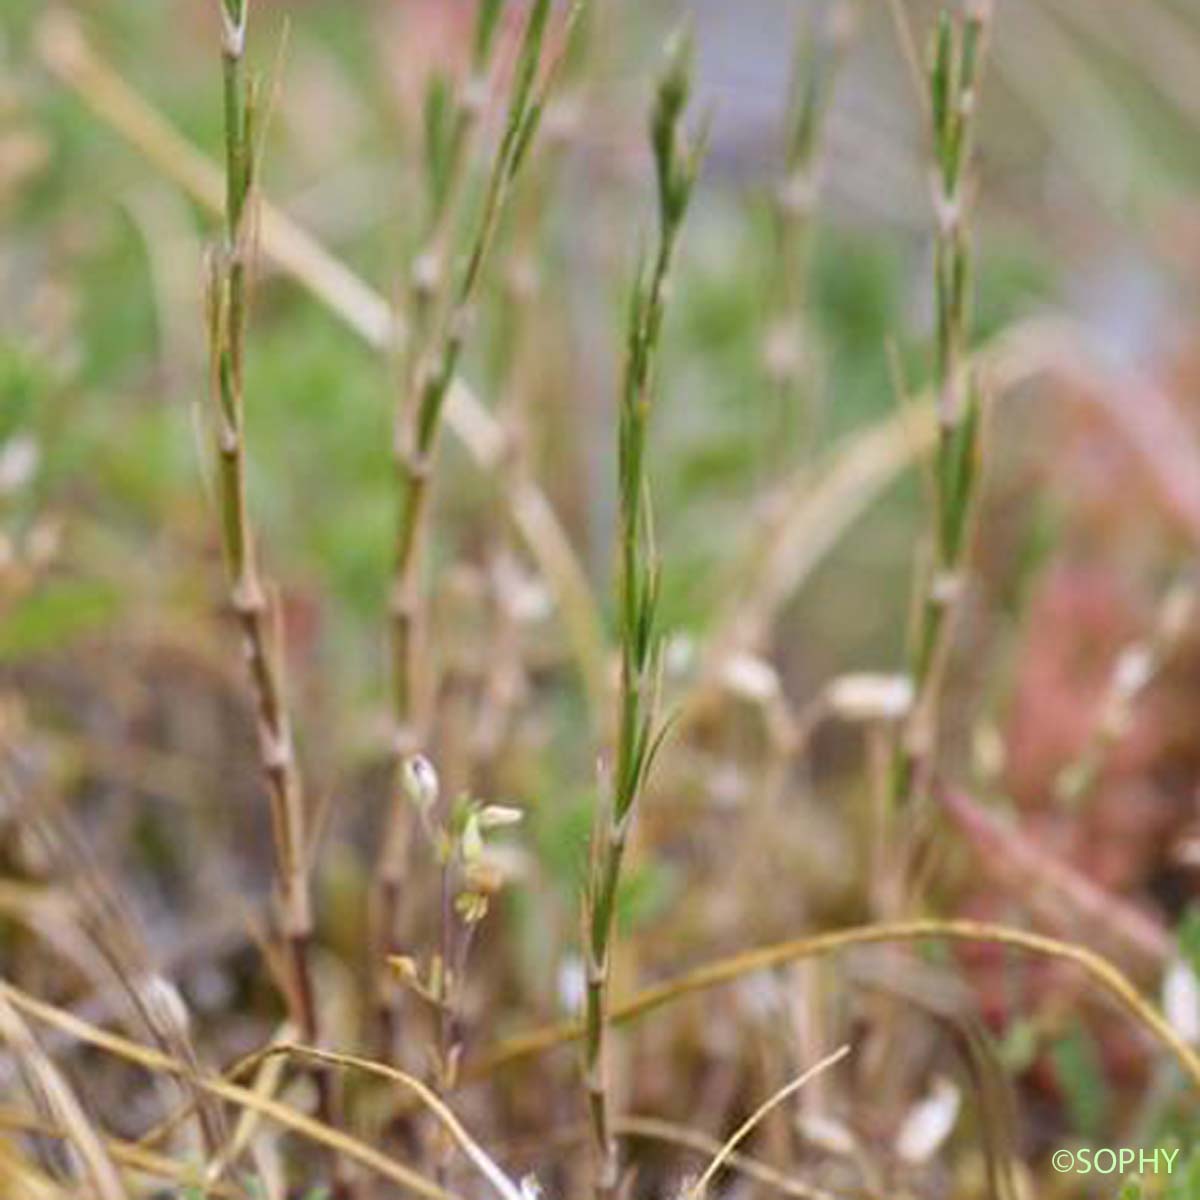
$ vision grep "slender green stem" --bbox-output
[891,4,990,813]
[583,33,703,1200]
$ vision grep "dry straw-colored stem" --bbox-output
[683,1043,851,1200]
[0,982,464,1200]
[30,917,1196,1185]
[237,1042,527,1200]
[472,918,1200,1093]
[0,988,129,1200]
[615,1115,838,1200]
[0,1107,249,1200]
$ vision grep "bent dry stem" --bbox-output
[584,34,703,1200]
[476,919,1200,1094]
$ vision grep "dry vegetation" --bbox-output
[1,1,1199,1198]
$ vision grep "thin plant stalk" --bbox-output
[891,2,991,814]
[583,35,703,1199]
[0,988,128,1200]
[207,0,341,1170]
[371,0,508,1061]
[683,1044,851,1200]
[390,0,560,748]
[374,0,573,1061]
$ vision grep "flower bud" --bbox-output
[400,754,439,812]
[478,803,524,830]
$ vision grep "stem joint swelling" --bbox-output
[584,31,704,1200]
